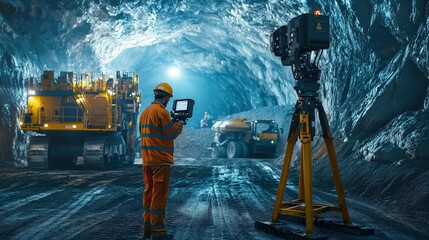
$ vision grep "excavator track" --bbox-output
[27,136,51,169]
[83,135,108,170]
[27,134,127,170]
[83,134,126,170]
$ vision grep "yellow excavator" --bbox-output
[19,70,141,170]
[211,118,279,158]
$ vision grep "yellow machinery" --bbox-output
[20,70,141,170]
[211,118,278,158]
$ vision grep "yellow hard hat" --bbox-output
[153,82,173,97]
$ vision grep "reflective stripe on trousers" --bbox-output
[142,165,170,234]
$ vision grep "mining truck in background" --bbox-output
[210,118,279,158]
[19,70,141,170]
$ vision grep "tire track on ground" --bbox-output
[173,162,281,240]
[174,179,212,238]
[0,189,64,216]
[209,165,241,239]
[64,197,133,240]
[12,186,104,240]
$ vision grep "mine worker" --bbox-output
[139,82,184,240]
[200,111,212,128]
[200,119,208,128]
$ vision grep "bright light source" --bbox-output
[44,124,49,127]
[72,125,77,129]
[314,10,321,16]
[28,90,36,95]
[167,66,181,78]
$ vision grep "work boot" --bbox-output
[151,232,174,240]
[135,232,150,240]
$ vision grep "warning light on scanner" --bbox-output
[314,10,321,16]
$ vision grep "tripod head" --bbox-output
[291,51,322,98]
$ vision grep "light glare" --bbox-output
[167,66,181,78]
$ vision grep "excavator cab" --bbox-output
[254,120,278,134]
[249,120,278,157]
[251,120,279,140]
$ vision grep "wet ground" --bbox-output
[0,157,428,239]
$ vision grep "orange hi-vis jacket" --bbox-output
[139,102,183,165]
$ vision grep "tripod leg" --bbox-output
[271,135,297,222]
[317,103,352,224]
[300,114,314,234]
[271,111,300,222]
[298,150,304,200]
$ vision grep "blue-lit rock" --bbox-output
[0,0,428,173]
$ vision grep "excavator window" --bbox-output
[256,122,277,134]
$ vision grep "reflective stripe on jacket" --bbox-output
[139,102,183,165]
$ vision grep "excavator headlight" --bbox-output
[72,125,77,129]
[28,90,36,95]
[43,124,49,127]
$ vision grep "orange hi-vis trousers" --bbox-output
[142,165,170,235]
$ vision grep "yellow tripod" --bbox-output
[271,98,351,235]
